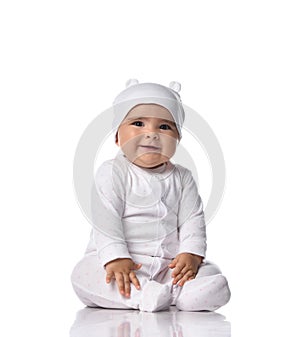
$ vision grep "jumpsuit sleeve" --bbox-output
[91,162,132,268]
[177,169,207,258]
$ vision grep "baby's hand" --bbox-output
[105,258,142,298]
[168,253,203,287]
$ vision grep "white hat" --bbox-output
[112,79,185,138]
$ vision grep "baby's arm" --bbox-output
[105,258,142,297]
[172,168,207,286]
[169,253,203,286]
[91,162,139,297]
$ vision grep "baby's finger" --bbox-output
[133,263,142,270]
[130,271,141,290]
[171,264,184,278]
[123,273,131,297]
[178,270,195,287]
[115,273,125,296]
[180,265,194,276]
[168,259,177,269]
[106,271,114,284]
[174,268,194,285]
[173,272,185,285]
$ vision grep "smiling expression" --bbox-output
[116,104,179,168]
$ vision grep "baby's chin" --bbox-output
[133,153,170,169]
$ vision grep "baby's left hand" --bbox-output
[168,253,203,286]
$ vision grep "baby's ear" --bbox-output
[115,133,119,146]
[169,81,181,93]
[126,79,139,88]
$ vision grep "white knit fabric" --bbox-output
[112,80,185,138]
[70,152,231,311]
[88,152,207,268]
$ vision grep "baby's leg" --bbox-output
[71,253,142,309]
[175,260,231,311]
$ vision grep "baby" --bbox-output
[71,80,231,312]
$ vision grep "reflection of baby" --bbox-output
[70,307,231,337]
[71,80,231,312]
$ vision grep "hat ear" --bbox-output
[169,81,181,93]
[125,79,139,88]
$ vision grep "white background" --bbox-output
[1,1,299,336]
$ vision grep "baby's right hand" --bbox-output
[105,258,142,298]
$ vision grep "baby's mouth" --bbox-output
[138,145,161,152]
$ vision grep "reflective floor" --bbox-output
[70,306,231,337]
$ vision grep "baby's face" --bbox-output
[116,104,179,168]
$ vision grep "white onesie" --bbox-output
[71,153,230,311]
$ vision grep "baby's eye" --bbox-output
[160,124,172,130]
[131,121,144,127]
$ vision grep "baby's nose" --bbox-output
[144,132,159,140]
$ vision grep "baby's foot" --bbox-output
[139,280,172,312]
[176,274,231,311]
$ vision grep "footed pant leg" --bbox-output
[71,253,175,311]
[71,253,142,309]
[175,260,231,311]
